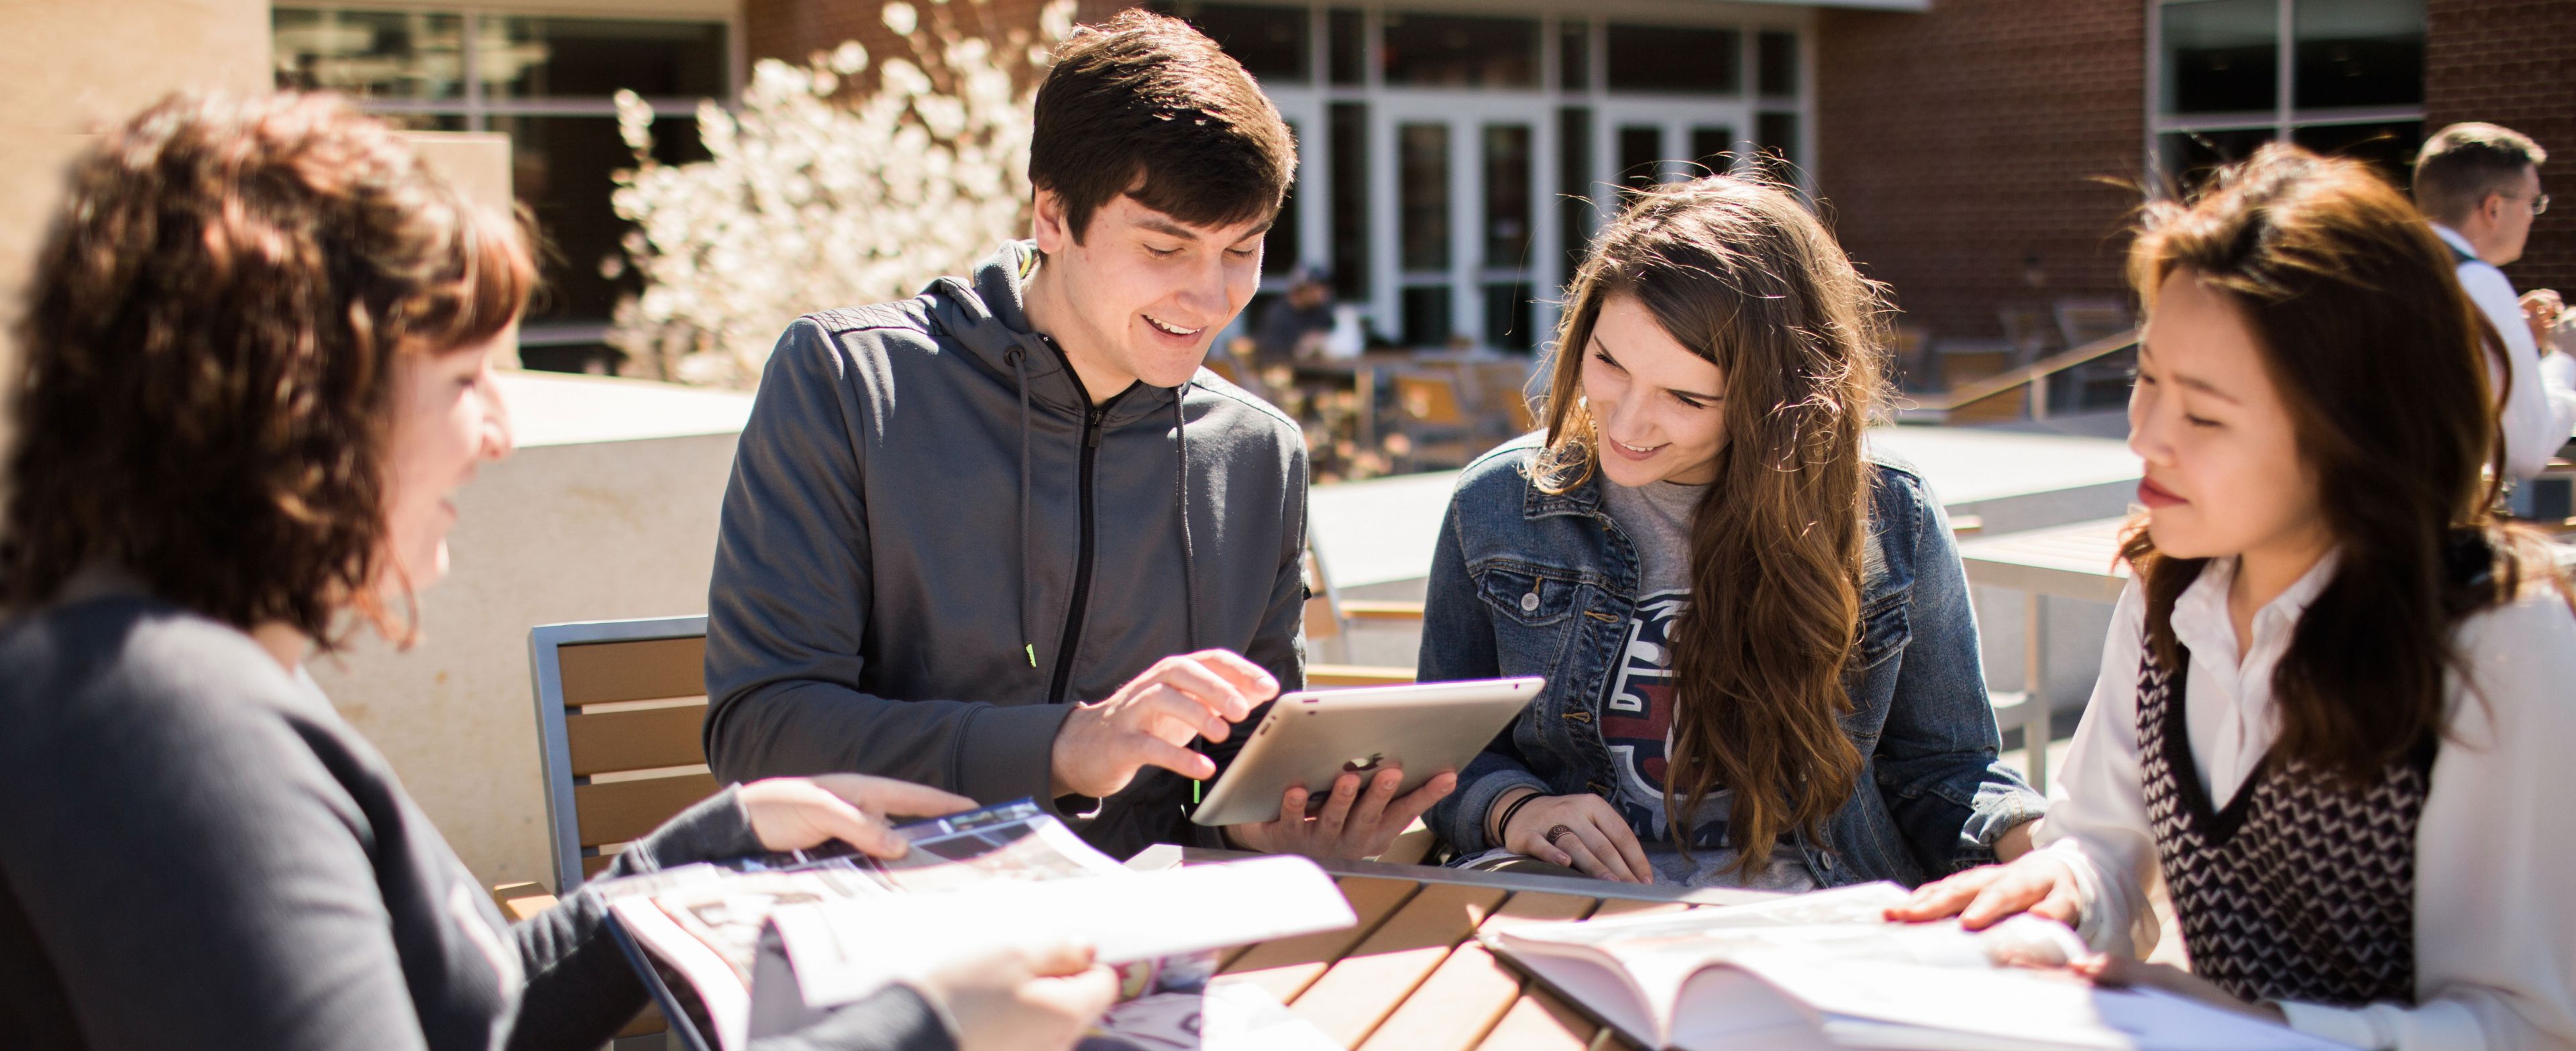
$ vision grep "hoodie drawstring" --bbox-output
[1173,383,1200,654]
[1006,340,1038,669]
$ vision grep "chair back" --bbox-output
[1393,373,1466,426]
[529,616,714,893]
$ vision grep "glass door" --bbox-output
[1373,94,1552,351]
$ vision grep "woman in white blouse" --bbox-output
[1892,144,2576,1051]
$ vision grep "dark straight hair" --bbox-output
[2123,144,2571,784]
[1028,9,1295,241]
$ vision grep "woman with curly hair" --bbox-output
[1417,175,2043,888]
[0,93,1109,1051]
[1896,146,2576,1049]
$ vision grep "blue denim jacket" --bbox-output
[1417,437,2043,887]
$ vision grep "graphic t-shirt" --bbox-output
[1597,479,1817,892]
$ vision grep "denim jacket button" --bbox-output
[1519,591,1540,612]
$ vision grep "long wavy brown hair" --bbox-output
[1,92,531,647]
[1534,176,1892,874]
[2121,144,2571,784]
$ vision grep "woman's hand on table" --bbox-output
[917,940,1120,1051]
[1884,852,2083,929]
[1224,766,1456,860]
[1496,790,1654,883]
[737,774,977,859]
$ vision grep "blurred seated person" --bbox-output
[0,92,1112,1051]
[1252,265,1336,369]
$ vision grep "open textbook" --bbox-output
[1484,883,2355,1051]
[592,799,1355,1051]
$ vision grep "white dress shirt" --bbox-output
[2035,555,2576,1050]
[2435,223,2576,480]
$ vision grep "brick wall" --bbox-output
[2427,0,2576,296]
[1814,1,2146,346]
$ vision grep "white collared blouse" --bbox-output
[2035,555,2576,1050]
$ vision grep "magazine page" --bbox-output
[766,854,1356,1015]
[860,799,1128,893]
[1487,883,2087,1048]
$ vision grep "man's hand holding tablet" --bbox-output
[1224,765,1458,860]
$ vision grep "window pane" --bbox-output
[1484,124,1533,269]
[1756,112,1798,180]
[491,115,710,326]
[2294,0,2422,109]
[1619,125,1663,193]
[2157,127,2276,188]
[272,8,464,100]
[1559,106,1595,276]
[2292,119,2422,186]
[1381,13,1538,88]
[1558,20,1590,91]
[1692,126,1735,178]
[1399,123,1451,272]
[1485,282,1535,351]
[1165,2,1309,82]
[486,17,727,100]
[1267,119,1301,276]
[2161,0,2278,115]
[1605,23,1739,94]
[1758,31,1798,97]
[1328,9,1365,85]
[1330,103,1371,298]
[1402,285,1454,347]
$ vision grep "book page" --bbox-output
[771,855,1356,1012]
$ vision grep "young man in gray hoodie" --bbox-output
[702,11,1452,861]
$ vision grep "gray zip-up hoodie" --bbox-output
[703,241,1309,858]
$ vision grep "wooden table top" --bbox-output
[1954,515,2134,602]
[1130,848,1780,1051]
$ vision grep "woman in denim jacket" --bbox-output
[1419,176,2043,889]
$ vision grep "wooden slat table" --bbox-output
[1133,848,1778,1051]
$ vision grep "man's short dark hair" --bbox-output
[2413,122,2546,225]
[1030,9,1294,242]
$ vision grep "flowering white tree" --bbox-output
[606,0,1074,386]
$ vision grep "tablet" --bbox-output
[1189,677,1544,828]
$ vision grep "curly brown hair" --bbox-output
[1,92,531,646]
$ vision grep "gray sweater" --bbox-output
[0,595,947,1051]
[703,242,1310,857]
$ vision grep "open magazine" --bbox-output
[592,799,1354,1051]
[1484,883,2355,1051]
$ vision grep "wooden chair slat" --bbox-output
[582,852,619,881]
[1358,892,1603,1051]
[616,1003,667,1039]
[558,637,706,707]
[566,702,708,776]
[574,771,720,846]
[1307,664,1418,687]
[1475,985,1597,1051]
[1288,881,1511,1046]
[1216,876,1421,1004]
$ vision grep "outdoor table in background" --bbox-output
[1953,516,2133,793]
[1129,846,1776,1051]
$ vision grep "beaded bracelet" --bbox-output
[1491,788,1544,846]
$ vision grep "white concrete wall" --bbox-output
[307,371,753,887]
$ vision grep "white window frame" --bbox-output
[2143,0,2426,179]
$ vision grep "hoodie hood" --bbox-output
[923,240,1177,425]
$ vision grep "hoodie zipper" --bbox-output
[1046,386,1128,704]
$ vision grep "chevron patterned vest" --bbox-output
[2135,645,2433,1005]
